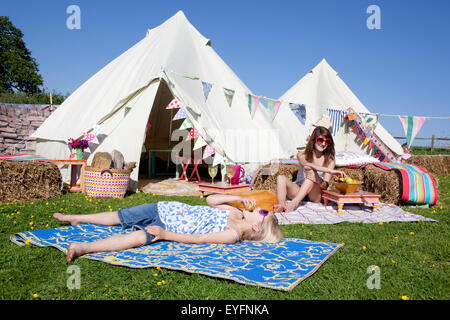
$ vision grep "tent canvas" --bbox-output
[32,11,300,190]
[279,58,403,156]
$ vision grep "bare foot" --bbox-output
[53,213,80,225]
[66,243,84,262]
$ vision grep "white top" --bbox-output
[157,201,230,235]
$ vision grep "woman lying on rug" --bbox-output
[275,126,347,212]
[53,194,283,262]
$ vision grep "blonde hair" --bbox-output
[241,213,283,243]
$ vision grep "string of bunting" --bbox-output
[345,107,396,162]
[168,70,286,122]
[164,70,447,162]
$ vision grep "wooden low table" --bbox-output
[49,159,87,193]
[322,190,381,214]
[198,182,250,198]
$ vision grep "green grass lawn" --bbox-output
[1,176,448,300]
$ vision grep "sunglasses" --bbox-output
[259,209,269,224]
[315,137,331,145]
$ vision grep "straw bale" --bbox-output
[362,164,401,204]
[252,164,298,193]
[0,159,62,202]
[406,155,449,175]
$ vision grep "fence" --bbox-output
[393,135,450,151]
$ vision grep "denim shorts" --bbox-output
[117,203,166,245]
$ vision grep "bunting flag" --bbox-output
[289,103,306,125]
[193,136,207,150]
[212,152,224,166]
[362,113,379,131]
[93,124,104,135]
[247,94,259,119]
[173,108,187,120]
[398,116,426,149]
[186,127,200,141]
[83,132,96,143]
[202,145,216,159]
[165,98,181,109]
[179,118,193,130]
[327,108,347,136]
[264,98,281,122]
[223,88,235,107]
[346,107,397,162]
[202,81,213,102]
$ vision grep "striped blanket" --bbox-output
[0,154,49,162]
[374,162,438,205]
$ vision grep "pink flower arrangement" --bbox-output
[68,138,89,150]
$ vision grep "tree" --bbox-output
[0,16,43,94]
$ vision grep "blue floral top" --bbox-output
[157,201,230,235]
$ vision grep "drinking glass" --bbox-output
[226,165,236,185]
[208,165,218,184]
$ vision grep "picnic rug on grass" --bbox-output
[373,162,438,206]
[10,224,343,291]
[275,201,437,225]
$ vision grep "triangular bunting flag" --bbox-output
[398,116,426,149]
[179,118,193,130]
[247,94,259,119]
[202,81,213,102]
[93,124,104,135]
[193,136,207,150]
[327,108,347,136]
[173,108,187,121]
[212,152,224,166]
[202,145,216,159]
[223,88,235,107]
[186,127,200,141]
[166,98,181,109]
[264,98,281,121]
[289,103,306,125]
[83,132,96,143]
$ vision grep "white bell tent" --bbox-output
[279,58,403,157]
[32,11,300,189]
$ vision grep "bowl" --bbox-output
[333,181,363,194]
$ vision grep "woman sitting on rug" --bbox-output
[53,194,283,262]
[275,126,346,212]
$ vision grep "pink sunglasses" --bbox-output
[315,136,331,145]
[259,209,269,224]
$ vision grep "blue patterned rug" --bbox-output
[10,224,343,291]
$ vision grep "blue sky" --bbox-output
[2,0,449,146]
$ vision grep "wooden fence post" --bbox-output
[431,135,435,151]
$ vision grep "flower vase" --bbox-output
[76,148,83,160]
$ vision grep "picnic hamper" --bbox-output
[84,166,132,198]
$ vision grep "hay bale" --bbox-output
[252,164,298,193]
[0,159,62,202]
[362,164,401,204]
[406,155,449,175]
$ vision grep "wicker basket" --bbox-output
[84,166,132,198]
[333,181,363,194]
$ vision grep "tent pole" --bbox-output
[167,108,173,170]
